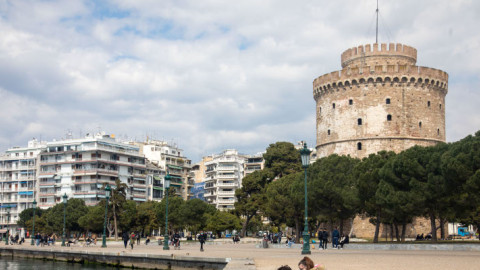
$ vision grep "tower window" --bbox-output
[357,142,362,150]
[358,118,362,125]
[437,128,440,135]
[386,98,391,104]
[349,99,353,105]
[419,122,422,128]
[439,104,442,109]
[332,103,336,109]
[428,101,431,107]
[387,114,392,121]
[328,129,330,135]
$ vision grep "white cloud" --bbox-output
[0,0,479,161]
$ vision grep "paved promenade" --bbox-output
[4,239,480,270]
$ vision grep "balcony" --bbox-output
[218,174,236,179]
[217,182,237,187]
[218,191,235,195]
[217,199,235,204]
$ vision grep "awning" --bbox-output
[1,204,17,208]
[133,198,146,202]
[133,177,145,181]
[153,186,164,190]
[133,188,146,191]
[39,185,54,188]
[20,181,28,184]
[18,191,33,195]
[153,176,162,181]
[73,194,97,199]
[0,229,7,233]
[167,164,183,170]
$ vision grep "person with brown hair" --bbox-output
[298,257,314,270]
[277,266,292,270]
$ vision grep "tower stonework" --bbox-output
[313,43,448,159]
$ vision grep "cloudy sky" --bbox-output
[0,0,479,162]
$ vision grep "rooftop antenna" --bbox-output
[376,0,379,43]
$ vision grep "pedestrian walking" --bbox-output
[322,229,328,250]
[136,232,141,245]
[198,231,206,252]
[318,229,323,249]
[129,232,135,249]
[35,233,41,246]
[122,231,129,249]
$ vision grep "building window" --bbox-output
[349,99,353,105]
[358,118,362,125]
[428,101,431,107]
[386,98,391,104]
[419,121,422,128]
[332,103,336,109]
[357,142,362,150]
[387,114,392,121]
[328,130,330,135]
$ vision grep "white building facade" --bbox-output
[0,139,46,230]
[37,134,147,208]
[204,150,245,211]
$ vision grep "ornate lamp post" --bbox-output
[61,193,67,247]
[5,206,11,245]
[163,173,171,250]
[300,142,312,255]
[102,184,111,248]
[31,200,37,245]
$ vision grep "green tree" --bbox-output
[78,203,105,234]
[309,154,359,235]
[205,211,241,238]
[135,201,160,235]
[44,198,88,237]
[110,179,128,240]
[17,207,44,231]
[264,172,304,242]
[119,200,137,233]
[234,170,269,237]
[442,131,480,235]
[354,151,395,242]
[263,142,302,179]
[182,199,216,239]
[157,196,185,233]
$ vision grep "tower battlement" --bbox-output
[313,42,448,160]
[341,43,417,68]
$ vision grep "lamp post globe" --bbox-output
[31,200,37,245]
[163,173,171,250]
[300,142,312,255]
[61,193,67,247]
[102,184,111,248]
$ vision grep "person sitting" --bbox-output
[145,236,151,245]
[339,234,349,249]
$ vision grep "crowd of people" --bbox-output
[317,227,349,250]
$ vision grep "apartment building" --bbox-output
[37,133,147,208]
[204,149,245,211]
[0,139,46,230]
[146,161,166,201]
[244,153,264,176]
[138,140,193,200]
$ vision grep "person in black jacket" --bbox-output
[198,231,207,252]
[322,229,329,250]
[122,231,129,249]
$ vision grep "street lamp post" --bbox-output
[5,206,11,245]
[300,142,312,255]
[102,184,111,248]
[61,193,67,247]
[163,173,171,250]
[31,200,37,245]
